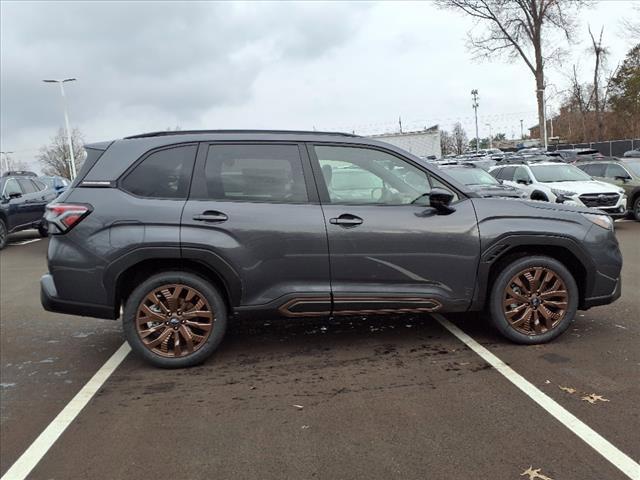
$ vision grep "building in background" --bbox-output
[370,125,441,158]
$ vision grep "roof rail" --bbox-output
[1,170,38,177]
[124,129,360,140]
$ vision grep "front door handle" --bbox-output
[329,214,363,227]
[193,210,228,223]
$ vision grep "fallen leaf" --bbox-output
[521,466,554,480]
[544,380,551,384]
[559,386,576,394]
[581,393,610,404]
[292,404,304,410]
[301,425,310,429]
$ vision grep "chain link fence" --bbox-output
[547,139,640,157]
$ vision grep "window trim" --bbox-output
[188,141,318,205]
[117,142,199,200]
[306,142,464,207]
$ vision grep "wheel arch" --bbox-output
[471,234,594,311]
[108,248,242,315]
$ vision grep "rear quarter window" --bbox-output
[121,144,197,199]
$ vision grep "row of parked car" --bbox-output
[0,170,70,249]
[427,148,640,221]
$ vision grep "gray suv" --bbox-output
[41,131,622,368]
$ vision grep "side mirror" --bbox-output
[8,192,22,199]
[429,187,456,215]
[614,175,630,182]
[516,179,530,185]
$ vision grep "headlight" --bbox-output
[582,213,613,231]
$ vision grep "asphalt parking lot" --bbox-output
[1,223,638,480]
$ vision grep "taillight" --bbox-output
[45,203,92,233]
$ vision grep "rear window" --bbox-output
[203,144,308,203]
[121,144,197,199]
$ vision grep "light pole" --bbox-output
[0,151,14,173]
[485,123,493,149]
[537,87,548,150]
[43,78,77,179]
[471,89,479,153]
[520,119,524,140]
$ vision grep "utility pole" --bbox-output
[398,116,403,134]
[520,119,524,139]
[43,78,77,179]
[471,89,479,153]
[485,123,493,149]
[537,87,548,150]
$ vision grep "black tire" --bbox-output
[488,256,578,344]
[634,196,640,222]
[123,271,227,368]
[38,221,49,238]
[0,219,7,250]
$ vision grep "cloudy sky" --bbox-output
[1,1,637,170]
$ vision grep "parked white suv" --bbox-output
[489,162,627,218]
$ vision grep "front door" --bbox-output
[309,144,480,314]
[181,142,331,315]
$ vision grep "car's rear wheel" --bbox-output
[38,221,48,237]
[634,196,640,222]
[489,256,578,344]
[123,272,227,368]
[0,219,7,250]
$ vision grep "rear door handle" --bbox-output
[329,214,363,227]
[193,211,228,223]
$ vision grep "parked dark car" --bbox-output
[438,163,526,199]
[40,175,71,197]
[0,171,58,249]
[41,130,622,368]
[576,157,640,221]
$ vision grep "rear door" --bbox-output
[181,142,330,315]
[16,178,43,225]
[2,178,28,230]
[308,143,480,314]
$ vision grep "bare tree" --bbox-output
[440,129,457,155]
[587,26,610,140]
[1,155,29,173]
[37,128,85,179]
[438,0,585,142]
[621,4,640,42]
[452,122,469,154]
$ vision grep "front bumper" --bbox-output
[582,275,622,309]
[41,273,117,319]
[562,195,627,218]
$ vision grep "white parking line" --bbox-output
[433,314,640,480]
[8,239,41,246]
[1,342,131,480]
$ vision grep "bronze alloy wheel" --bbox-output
[135,284,214,358]
[502,267,568,336]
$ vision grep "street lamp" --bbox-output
[43,78,77,179]
[471,89,479,153]
[485,123,493,149]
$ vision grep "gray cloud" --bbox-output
[1,1,367,137]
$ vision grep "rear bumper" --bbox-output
[41,273,117,320]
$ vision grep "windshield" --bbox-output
[530,164,593,182]
[443,167,499,186]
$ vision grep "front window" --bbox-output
[314,145,451,205]
[530,164,593,183]
[443,167,499,186]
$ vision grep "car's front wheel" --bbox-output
[123,271,227,368]
[489,256,578,344]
